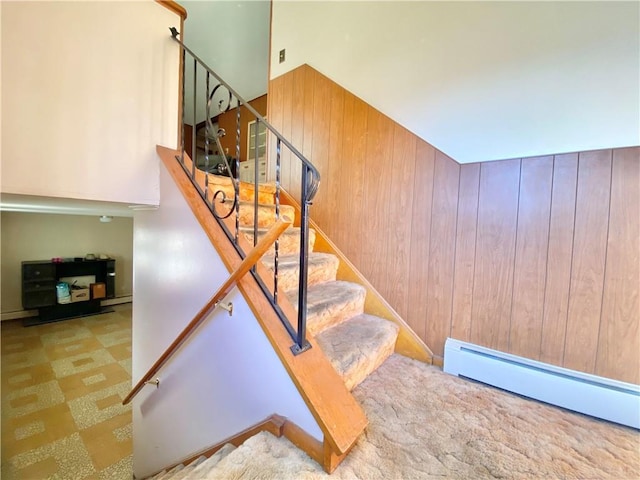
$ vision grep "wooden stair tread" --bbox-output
[316,314,400,391]
[287,281,366,336]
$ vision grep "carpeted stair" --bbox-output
[146,174,640,479]
[143,175,405,478]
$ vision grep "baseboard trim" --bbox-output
[1,296,133,322]
[444,338,640,429]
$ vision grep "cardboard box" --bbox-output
[91,282,106,300]
[71,287,90,302]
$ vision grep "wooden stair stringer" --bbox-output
[158,146,368,465]
[280,189,434,365]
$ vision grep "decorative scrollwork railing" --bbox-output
[169,27,320,355]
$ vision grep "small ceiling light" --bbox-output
[99,215,113,223]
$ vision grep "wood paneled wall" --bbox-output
[268,64,640,384]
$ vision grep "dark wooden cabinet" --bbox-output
[21,259,116,324]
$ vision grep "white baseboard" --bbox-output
[1,296,133,321]
[444,338,640,429]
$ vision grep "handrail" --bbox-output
[170,26,319,355]
[122,216,292,405]
[169,27,320,202]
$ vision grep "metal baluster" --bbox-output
[274,137,281,304]
[204,72,210,202]
[293,164,311,355]
[191,58,197,179]
[179,47,186,165]
[235,102,241,245]
[251,119,260,273]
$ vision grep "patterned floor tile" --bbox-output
[57,363,130,401]
[1,363,56,391]
[3,380,66,420]
[4,432,96,480]
[49,349,118,379]
[79,412,132,471]
[68,381,130,430]
[1,307,133,480]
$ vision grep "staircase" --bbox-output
[143,173,404,478]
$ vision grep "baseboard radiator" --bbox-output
[443,338,639,429]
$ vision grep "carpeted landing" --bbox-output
[1,304,133,479]
[153,354,640,480]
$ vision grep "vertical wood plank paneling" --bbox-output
[267,77,284,185]
[279,71,294,192]
[470,159,521,352]
[425,152,460,357]
[450,163,481,342]
[563,150,612,374]
[407,141,436,341]
[539,153,578,365]
[287,66,307,203]
[509,156,553,359]
[324,82,345,242]
[339,93,368,267]
[385,125,417,319]
[359,108,393,293]
[269,65,638,383]
[309,73,332,230]
[596,147,640,384]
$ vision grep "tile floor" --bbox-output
[1,304,132,479]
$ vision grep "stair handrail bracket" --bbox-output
[122,217,292,406]
[169,26,320,355]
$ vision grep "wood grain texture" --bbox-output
[269,65,639,383]
[324,82,345,243]
[596,147,640,384]
[382,125,417,319]
[309,73,332,230]
[509,156,553,359]
[156,146,368,457]
[450,163,481,343]
[338,92,368,267]
[407,141,436,341]
[217,94,268,163]
[564,150,612,374]
[360,108,393,293]
[155,0,187,19]
[539,154,578,365]
[425,151,460,357]
[471,159,521,352]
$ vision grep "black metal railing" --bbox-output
[170,27,319,355]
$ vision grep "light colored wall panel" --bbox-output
[271,2,639,163]
[1,213,133,313]
[1,1,179,205]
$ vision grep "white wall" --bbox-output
[132,162,321,477]
[271,1,639,163]
[0,212,133,313]
[1,1,180,204]
[181,0,270,124]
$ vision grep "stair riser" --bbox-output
[238,203,296,228]
[241,229,316,256]
[264,256,339,293]
[305,290,366,336]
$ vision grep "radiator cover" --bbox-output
[443,338,639,429]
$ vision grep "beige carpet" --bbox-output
[1,305,132,479]
[195,354,640,479]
